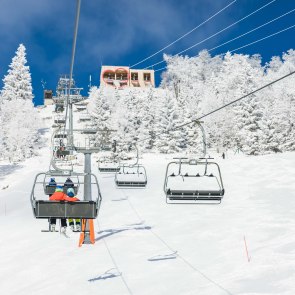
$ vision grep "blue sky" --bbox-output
[0,0,294,105]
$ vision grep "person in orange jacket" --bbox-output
[66,187,81,231]
[49,186,67,232]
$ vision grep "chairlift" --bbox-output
[75,100,88,106]
[76,105,87,111]
[31,171,102,219]
[55,103,64,113]
[54,133,67,139]
[98,156,120,173]
[163,122,225,204]
[81,129,97,135]
[115,144,147,188]
[79,115,91,122]
[56,148,70,158]
[53,125,67,139]
[52,137,72,161]
[54,115,66,124]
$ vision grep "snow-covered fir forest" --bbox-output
[88,49,295,157]
[1,45,295,162]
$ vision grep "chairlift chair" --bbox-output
[31,171,102,219]
[164,157,224,204]
[76,105,87,111]
[81,129,97,135]
[115,163,147,187]
[55,103,64,113]
[114,144,148,188]
[54,115,66,124]
[163,122,225,204]
[54,133,67,139]
[98,156,120,173]
[56,149,70,157]
[79,115,91,122]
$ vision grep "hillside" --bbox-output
[0,105,295,295]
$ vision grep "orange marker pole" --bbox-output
[78,219,95,247]
[78,219,86,247]
[244,235,251,262]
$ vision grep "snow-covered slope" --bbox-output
[0,107,295,295]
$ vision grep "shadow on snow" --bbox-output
[88,268,121,282]
[95,224,152,241]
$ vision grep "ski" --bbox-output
[61,232,70,238]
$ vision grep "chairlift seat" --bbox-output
[33,200,98,219]
[79,117,91,122]
[167,189,224,196]
[45,185,78,195]
[166,188,224,204]
[115,180,147,187]
[76,106,87,111]
[81,130,97,134]
[56,150,70,157]
[54,134,67,139]
[98,167,120,173]
[115,165,147,188]
[54,119,66,124]
[45,185,57,195]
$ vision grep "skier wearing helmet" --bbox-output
[66,187,81,231]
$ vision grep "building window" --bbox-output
[131,72,138,81]
[144,73,151,81]
[44,90,53,99]
[103,71,115,80]
[116,70,128,81]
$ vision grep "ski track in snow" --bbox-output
[0,105,295,295]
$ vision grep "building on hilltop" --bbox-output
[44,90,54,105]
[100,66,155,89]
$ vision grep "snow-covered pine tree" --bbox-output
[1,44,33,101]
[276,50,295,151]
[219,53,264,155]
[154,90,180,153]
[0,44,40,162]
[137,88,157,151]
[120,90,142,146]
[89,87,113,148]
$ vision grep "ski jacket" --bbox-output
[49,192,79,202]
[65,196,79,202]
[49,191,67,201]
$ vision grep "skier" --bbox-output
[64,177,74,189]
[48,178,57,195]
[47,178,57,231]
[66,187,81,231]
[49,186,68,233]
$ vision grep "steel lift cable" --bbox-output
[144,0,277,70]
[96,220,134,295]
[130,0,237,68]
[229,23,295,54]
[62,0,81,147]
[121,191,233,295]
[207,7,295,54]
[154,12,295,72]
